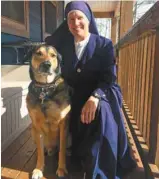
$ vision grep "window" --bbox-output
[95,18,111,38]
[42,1,57,40]
[1,1,29,38]
[133,0,156,24]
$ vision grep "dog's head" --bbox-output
[26,45,62,83]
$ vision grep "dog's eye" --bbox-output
[50,53,56,58]
[36,51,43,56]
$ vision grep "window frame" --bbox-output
[42,1,58,40]
[1,1,29,38]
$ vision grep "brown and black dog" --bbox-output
[26,45,71,179]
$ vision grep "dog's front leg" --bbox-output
[32,127,44,179]
[56,120,68,177]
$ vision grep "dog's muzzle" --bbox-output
[39,61,52,74]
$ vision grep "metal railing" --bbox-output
[1,40,45,64]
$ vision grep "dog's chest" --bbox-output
[33,102,70,134]
[40,118,59,136]
[27,80,70,136]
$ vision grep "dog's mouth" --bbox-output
[39,69,53,75]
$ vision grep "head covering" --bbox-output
[68,10,90,23]
[45,1,99,49]
[64,1,98,34]
[65,1,91,22]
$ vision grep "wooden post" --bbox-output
[119,1,133,39]
[149,30,159,169]
[111,17,117,45]
[111,1,120,45]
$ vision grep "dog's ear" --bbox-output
[29,66,35,81]
[24,46,38,80]
[57,52,62,64]
[55,52,62,74]
[27,47,36,80]
[23,42,46,63]
[23,46,36,63]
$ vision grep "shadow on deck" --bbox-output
[1,110,145,179]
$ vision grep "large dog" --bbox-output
[26,44,71,179]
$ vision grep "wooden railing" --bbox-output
[115,2,159,178]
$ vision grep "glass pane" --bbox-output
[45,2,57,34]
[1,1,24,24]
[95,18,111,39]
[133,0,156,24]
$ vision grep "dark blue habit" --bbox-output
[45,2,136,179]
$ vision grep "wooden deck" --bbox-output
[1,125,84,179]
[1,112,145,179]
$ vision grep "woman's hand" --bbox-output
[81,96,99,124]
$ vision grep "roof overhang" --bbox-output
[64,1,120,18]
[86,1,119,18]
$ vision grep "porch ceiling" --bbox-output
[86,1,118,12]
[64,1,119,18]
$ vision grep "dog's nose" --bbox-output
[43,61,51,68]
[39,60,52,74]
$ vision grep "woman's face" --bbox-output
[67,10,89,40]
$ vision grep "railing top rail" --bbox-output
[1,40,45,48]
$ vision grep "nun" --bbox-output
[45,1,136,179]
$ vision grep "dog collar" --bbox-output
[34,77,63,89]
[30,76,64,105]
[39,78,63,104]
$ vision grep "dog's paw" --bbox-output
[56,167,68,177]
[32,169,43,179]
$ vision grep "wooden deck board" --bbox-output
[2,126,31,166]
[1,136,36,178]
[16,151,37,179]
[1,113,145,179]
[1,126,84,179]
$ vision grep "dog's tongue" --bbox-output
[47,75,54,83]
